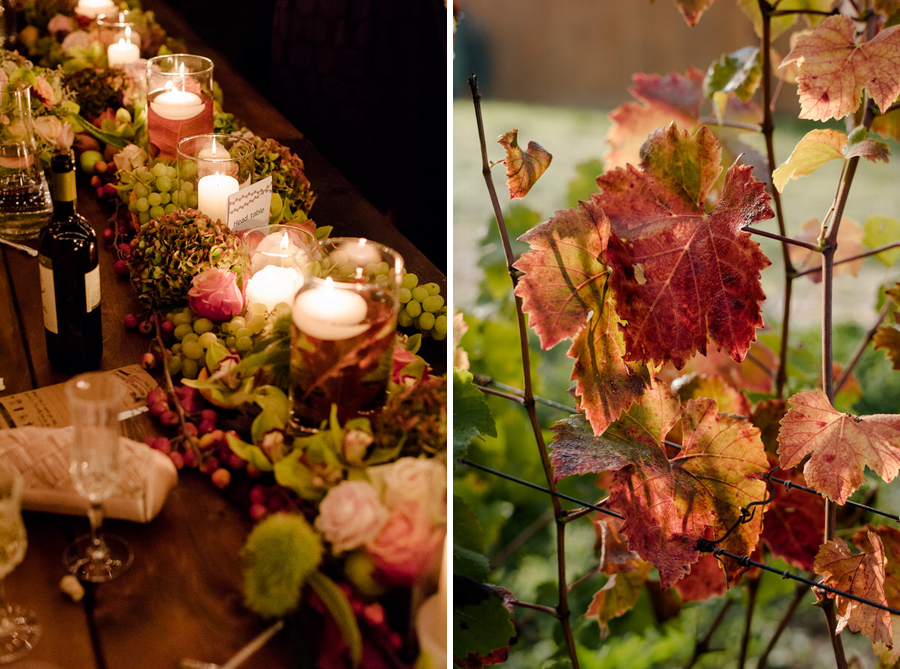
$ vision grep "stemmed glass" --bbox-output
[0,461,40,662]
[63,372,133,582]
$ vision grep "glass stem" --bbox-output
[86,502,108,559]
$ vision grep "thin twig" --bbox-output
[511,599,559,617]
[683,599,734,669]
[698,116,761,132]
[152,312,201,463]
[738,577,760,669]
[835,298,894,393]
[770,8,838,16]
[742,226,819,251]
[475,384,525,405]
[568,564,602,593]
[792,241,900,279]
[473,375,575,412]
[757,585,811,669]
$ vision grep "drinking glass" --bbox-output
[0,461,40,663]
[63,372,133,582]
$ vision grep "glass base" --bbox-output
[0,604,40,664]
[64,534,133,583]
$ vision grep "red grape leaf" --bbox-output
[667,373,752,444]
[599,124,773,370]
[498,129,552,200]
[853,525,900,608]
[761,461,825,571]
[781,16,900,121]
[788,217,866,283]
[568,299,648,437]
[592,516,644,574]
[584,562,652,639]
[663,339,776,395]
[777,390,900,504]
[872,107,900,142]
[671,0,718,26]
[814,531,892,647]
[672,551,727,602]
[751,399,788,455]
[513,200,610,350]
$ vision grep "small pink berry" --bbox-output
[159,410,179,427]
[249,486,268,505]
[150,436,171,454]
[249,503,268,521]
[362,603,385,627]
[141,352,156,370]
[227,453,246,470]
[178,422,199,438]
[148,400,169,417]
[160,320,175,337]
[123,313,138,329]
[101,228,114,244]
[182,449,198,468]
[146,388,167,405]
[113,259,128,277]
[210,468,231,489]
[138,320,154,335]
[168,451,184,469]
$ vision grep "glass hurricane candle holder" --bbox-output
[176,133,254,225]
[96,12,142,67]
[146,54,214,160]
[74,0,117,20]
[289,238,403,430]
[241,224,319,313]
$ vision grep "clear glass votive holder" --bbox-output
[289,238,403,430]
[176,133,254,225]
[146,54,214,160]
[0,85,52,240]
[73,0,117,21]
[241,224,319,314]
[95,12,142,67]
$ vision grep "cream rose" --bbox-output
[366,503,444,587]
[371,457,446,522]
[48,14,74,33]
[314,480,388,555]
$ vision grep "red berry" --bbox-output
[159,410,179,427]
[123,313,138,329]
[182,449,198,468]
[113,259,128,277]
[138,320,154,335]
[146,388,167,405]
[117,242,131,258]
[141,352,157,370]
[160,320,175,337]
[388,632,402,650]
[179,422,199,438]
[249,486,268,505]
[198,419,217,435]
[148,400,169,417]
[226,453,246,470]
[246,465,262,478]
[362,603,385,627]
[102,183,118,198]
[210,468,231,489]
[168,451,184,469]
[90,175,102,188]
[94,160,107,175]
[95,186,105,199]
[102,228,114,244]
[249,503,268,521]
[150,436,171,454]
[199,456,219,474]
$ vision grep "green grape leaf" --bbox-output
[864,216,900,266]
[566,158,605,206]
[454,544,491,583]
[497,129,552,200]
[772,129,847,192]
[778,390,900,504]
[704,46,762,103]
[584,562,651,639]
[453,576,516,660]
[454,494,486,554]
[782,16,900,121]
[599,124,773,370]
[273,449,325,501]
[513,200,610,350]
[453,368,497,459]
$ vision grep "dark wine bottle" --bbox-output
[38,152,102,373]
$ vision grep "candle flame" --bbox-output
[323,277,334,291]
[280,232,290,251]
[119,11,124,21]
[124,26,132,44]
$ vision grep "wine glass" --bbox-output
[63,372,133,582]
[0,461,40,663]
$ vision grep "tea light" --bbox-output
[337,238,383,267]
[198,138,230,161]
[75,0,117,18]
[149,84,204,121]
[293,278,369,341]
[246,265,303,312]
[197,173,239,224]
[107,28,140,67]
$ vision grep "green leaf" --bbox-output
[453,544,491,582]
[273,450,323,500]
[566,158,605,206]
[453,494,486,554]
[453,368,496,459]
[227,433,274,472]
[453,576,516,660]
[703,46,762,103]
[205,340,231,373]
[864,216,900,267]
[68,113,128,150]
[308,571,362,668]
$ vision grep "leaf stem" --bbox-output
[756,584,810,669]
[742,226,818,250]
[475,383,525,405]
[153,312,201,463]
[835,297,894,393]
[470,73,580,667]
[473,375,575,413]
[698,116,761,132]
[568,563,602,592]
[511,599,560,617]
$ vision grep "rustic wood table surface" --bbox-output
[0,4,446,667]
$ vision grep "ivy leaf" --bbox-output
[777,390,900,504]
[814,532,892,647]
[513,200,610,350]
[781,16,900,121]
[864,216,900,267]
[568,298,647,437]
[453,369,497,459]
[551,383,768,588]
[704,46,762,103]
[584,562,652,639]
[497,129,552,200]
[453,576,516,661]
[599,124,773,370]
[788,217,866,283]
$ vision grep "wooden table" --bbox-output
[0,8,446,667]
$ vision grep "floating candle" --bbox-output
[74,0,117,19]
[107,28,140,68]
[336,238,382,267]
[197,173,239,225]
[293,278,369,341]
[149,80,204,121]
[246,265,302,312]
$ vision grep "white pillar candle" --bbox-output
[336,238,382,267]
[251,231,305,273]
[197,173,239,225]
[246,265,303,312]
[107,29,140,67]
[75,0,117,18]
[149,88,204,121]
[293,278,369,341]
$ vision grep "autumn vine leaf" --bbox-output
[773,128,891,193]
[874,284,900,370]
[598,123,773,370]
[497,129,552,199]
[550,383,768,588]
[761,464,825,571]
[585,562,652,638]
[777,390,900,504]
[781,15,900,122]
[814,531,892,647]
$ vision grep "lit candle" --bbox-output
[107,28,140,67]
[149,82,204,121]
[246,265,303,312]
[75,0,117,18]
[197,173,239,225]
[336,238,382,267]
[293,278,369,341]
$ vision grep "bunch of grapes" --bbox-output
[115,160,198,227]
[398,271,447,340]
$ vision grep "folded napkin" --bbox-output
[0,427,178,523]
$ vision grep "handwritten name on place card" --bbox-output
[227,176,273,231]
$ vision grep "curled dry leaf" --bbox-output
[497,129,552,200]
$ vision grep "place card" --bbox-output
[227,176,273,231]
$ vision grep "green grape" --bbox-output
[401,273,418,290]
[398,311,413,328]
[138,211,151,224]
[172,312,192,326]
[171,190,183,207]
[248,302,267,316]
[165,311,178,322]
[422,282,441,296]
[135,198,150,213]
[151,162,168,177]
[235,327,252,340]
[127,199,139,214]
[171,342,182,355]
[182,332,199,344]
[147,192,162,207]
[417,312,435,331]
[173,323,193,341]
[374,261,389,275]
[193,318,214,335]
[434,314,448,337]
[411,286,429,303]
[155,175,173,192]
[235,336,253,352]
[187,193,199,208]
[399,287,412,304]
[149,205,165,220]
[165,354,182,375]
[225,335,237,348]
[181,357,199,380]
[181,181,194,193]
[133,182,150,199]
[160,191,172,205]
[182,340,204,360]
[229,316,246,330]
[246,315,266,335]
[180,160,197,180]
[433,330,447,341]
[164,203,177,214]
[405,300,422,318]
[422,295,444,312]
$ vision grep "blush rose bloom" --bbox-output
[34,115,74,151]
[188,268,244,322]
[366,502,444,587]
[370,457,446,522]
[31,77,56,108]
[315,480,388,555]
[47,14,74,33]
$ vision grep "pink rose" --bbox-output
[366,503,444,587]
[188,268,244,322]
[31,77,56,109]
[47,14,74,34]
[391,343,424,384]
[315,481,387,554]
[61,30,91,55]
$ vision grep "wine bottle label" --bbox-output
[85,265,100,312]
[38,255,58,335]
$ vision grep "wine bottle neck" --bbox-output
[51,168,77,215]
